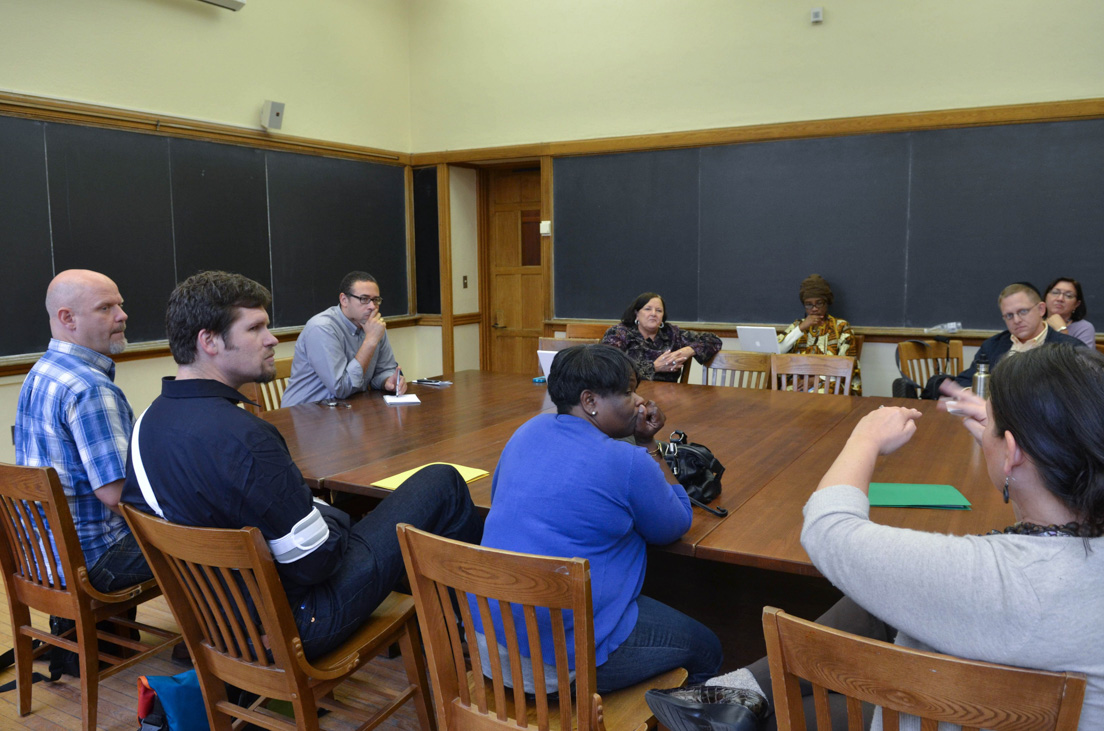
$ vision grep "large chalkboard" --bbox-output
[0,114,408,357]
[554,119,1104,331]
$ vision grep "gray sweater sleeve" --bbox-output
[799,485,1040,660]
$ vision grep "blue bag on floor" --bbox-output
[138,669,207,731]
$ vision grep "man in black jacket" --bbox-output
[951,282,1084,388]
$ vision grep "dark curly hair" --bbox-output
[166,271,272,365]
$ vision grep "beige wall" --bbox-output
[407,0,1104,151]
[450,167,480,314]
[7,1,1100,155]
[0,0,413,151]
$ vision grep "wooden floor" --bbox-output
[0,586,426,730]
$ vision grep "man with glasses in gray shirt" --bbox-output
[282,271,407,406]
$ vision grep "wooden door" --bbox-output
[487,168,544,374]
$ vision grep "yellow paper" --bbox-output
[371,462,489,490]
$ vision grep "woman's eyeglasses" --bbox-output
[1048,289,1078,301]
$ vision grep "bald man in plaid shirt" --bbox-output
[15,270,151,592]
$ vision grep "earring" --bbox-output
[1003,476,1010,504]
[591,411,597,416]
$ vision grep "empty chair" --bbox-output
[770,354,853,395]
[762,606,1085,731]
[239,356,293,413]
[701,351,771,389]
[0,463,180,731]
[896,339,964,395]
[566,323,614,340]
[397,523,686,731]
[538,336,598,351]
[124,505,435,731]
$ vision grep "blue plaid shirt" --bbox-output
[15,339,134,569]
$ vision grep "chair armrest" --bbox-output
[76,567,157,603]
[291,637,361,681]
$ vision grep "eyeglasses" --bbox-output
[803,300,827,310]
[346,293,383,306]
[1002,307,1037,322]
[1048,288,1078,300]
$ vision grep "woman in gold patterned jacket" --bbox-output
[777,274,862,395]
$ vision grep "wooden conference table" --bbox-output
[261,370,1014,577]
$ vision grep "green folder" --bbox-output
[868,483,971,510]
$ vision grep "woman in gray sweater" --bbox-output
[651,343,1104,731]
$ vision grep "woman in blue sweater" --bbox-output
[479,344,722,693]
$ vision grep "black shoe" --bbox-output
[646,684,767,731]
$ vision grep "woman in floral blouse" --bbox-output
[601,292,721,382]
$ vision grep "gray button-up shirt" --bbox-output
[282,305,398,406]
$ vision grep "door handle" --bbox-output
[492,323,506,329]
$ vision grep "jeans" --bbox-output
[749,595,893,731]
[294,464,483,659]
[595,595,723,694]
[85,530,153,592]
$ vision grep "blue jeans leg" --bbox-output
[85,531,153,592]
[595,595,722,693]
[295,464,483,659]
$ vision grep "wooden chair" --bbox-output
[396,524,686,731]
[849,333,864,361]
[124,506,435,731]
[897,339,964,393]
[701,351,771,389]
[239,356,293,413]
[770,354,853,395]
[0,464,180,731]
[538,337,598,351]
[566,322,613,340]
[762,606,1086,731]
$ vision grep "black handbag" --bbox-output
[660,430,728,517]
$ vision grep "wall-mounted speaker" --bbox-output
[261,100,285,130]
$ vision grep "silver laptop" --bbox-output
[537,350,557,378]
[737,326,781,354]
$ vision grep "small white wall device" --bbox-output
[261,101,285,130]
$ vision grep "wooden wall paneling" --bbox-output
[541,155,555,326]
[437,164,454,372]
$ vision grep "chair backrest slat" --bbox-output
[438,581,471,706]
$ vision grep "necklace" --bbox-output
[989,521,1092,538]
